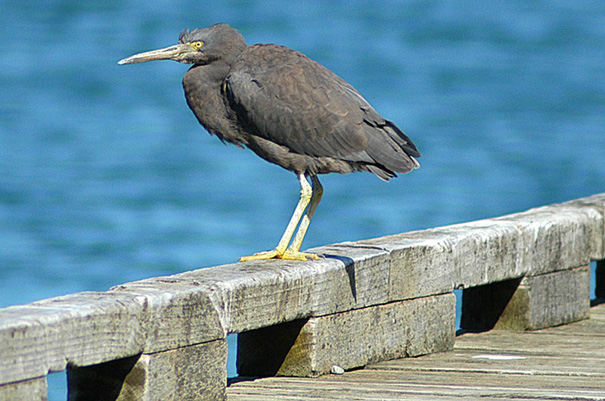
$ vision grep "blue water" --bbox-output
[1,1,604,399]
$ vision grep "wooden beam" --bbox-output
[68,339,227,401]
[0,377,47,401]
[1,193,603,391]
[237,293,455,377]
[461,266,591,331]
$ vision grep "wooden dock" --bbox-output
[1,193,604,400]
[228,302,605,400]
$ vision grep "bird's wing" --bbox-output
[225,46,392,160]
[225,45,420,176]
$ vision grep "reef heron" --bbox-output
[119,24,420,261]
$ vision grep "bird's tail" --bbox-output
[363,120,420,180]
[384,120,421,161]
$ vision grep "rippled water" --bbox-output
[1,1,603,398]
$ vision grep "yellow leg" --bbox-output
[283,175,323,259]
[240,173,319,261]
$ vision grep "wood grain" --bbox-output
[0,193,603,397]
[228,303,605,400]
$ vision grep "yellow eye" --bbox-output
[191,41,204,49]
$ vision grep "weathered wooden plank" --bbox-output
[231,336,605,399]
[237,294,455,377]
[229,389,480,401]
[462,266,591,330]
[172,244,391,333]
[590,301,605,321]
[562,193,605,261]
[109,278,226,353]
[0,282,227,386]
[338,368,605,394]
[0,292,146,386]
[308,243,391,309]
[456,306,605,359]
[2,193,604,391]
[455,330,605,357]
[358,220,526,301]
[230,382,471,401]
[0,376,48,401]
[228,369,605,400]
[69,339,227,401]
[517,267,591,329]
[371,349,605,376]
[0,283,227,386]
[132,339,227,401]
[495,201,605,274]
[1,250,389,385]
[173,194,604,338]
[229,303,605,400]
[358,196,604,301]
[533,319,605,336]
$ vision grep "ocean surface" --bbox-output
[1,1,603,399]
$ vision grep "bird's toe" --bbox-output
[280,250,321,261]
[239,250,280,262]
[239,249,321,262]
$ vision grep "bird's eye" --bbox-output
[191,41,204,49]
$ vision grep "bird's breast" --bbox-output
[182,65,245,145]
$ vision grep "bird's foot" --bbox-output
[239,249,280,261]
[282,249,321,261]
[239,249,321,262]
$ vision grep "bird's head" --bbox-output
[118,24,246,66]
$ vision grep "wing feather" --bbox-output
[225,44,419,175]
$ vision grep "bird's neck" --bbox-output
[192,59,233,84]
[183,61,242,144]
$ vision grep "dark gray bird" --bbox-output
[119,23,420,261]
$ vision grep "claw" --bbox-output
[239,249,321,262]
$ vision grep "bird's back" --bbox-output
[224,44,420,180]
